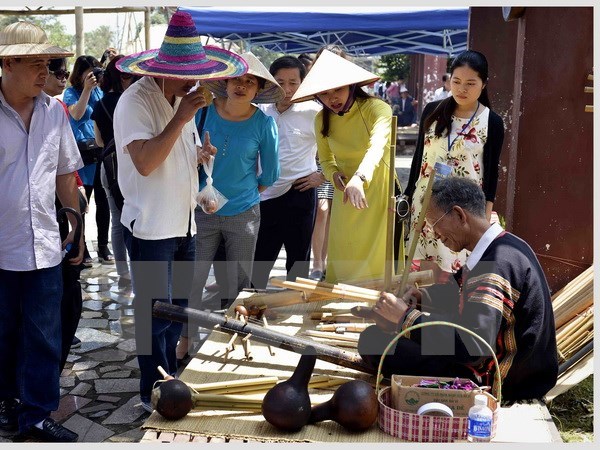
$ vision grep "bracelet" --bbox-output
[354,171,367,182]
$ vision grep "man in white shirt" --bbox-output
[252,56,323,289]
[432,73,451,102]
[112,11,247,412]
[0,21,83,442]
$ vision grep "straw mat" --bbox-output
[142,294,400,442]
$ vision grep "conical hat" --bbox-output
[291,49,379,103]
[201,52,285,104]
[0,21,73,58]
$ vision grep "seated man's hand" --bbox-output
[373,292,409,327]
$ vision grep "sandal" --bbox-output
[98,245,115,264]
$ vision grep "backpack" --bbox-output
[100,138,124,212]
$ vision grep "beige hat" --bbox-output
[291,49,379,103]
[201,52,285,104]
[0,21,73,59]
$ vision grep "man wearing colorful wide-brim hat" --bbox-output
[0,21,83,443]
[111,10,247,413]
[288,48,396,286]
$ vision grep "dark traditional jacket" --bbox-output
[404,100,504,203]
[400,232,558,401]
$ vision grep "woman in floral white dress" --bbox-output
[404,50,505,275]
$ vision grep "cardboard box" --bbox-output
[391,374,488,416]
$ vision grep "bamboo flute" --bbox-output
[269,279,380,303]
[385,115,398,290]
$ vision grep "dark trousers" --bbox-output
[84,162,110,247]
[251,187,317,289]
[123,227,195,402]
[0,265,62,432]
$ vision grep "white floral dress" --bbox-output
[408,107,490,273]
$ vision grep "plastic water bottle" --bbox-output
[467,394,493,442]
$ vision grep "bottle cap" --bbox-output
[474,394,488,406]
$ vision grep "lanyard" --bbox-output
[447,101,479,153]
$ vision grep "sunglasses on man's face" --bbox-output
[50,69,70,80]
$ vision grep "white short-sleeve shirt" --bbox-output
[259,101,321,201]
[113,76,199,240]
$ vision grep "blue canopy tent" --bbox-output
[180,7,469,56]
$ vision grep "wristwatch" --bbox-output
[354,171,367,183]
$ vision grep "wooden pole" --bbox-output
[74,6,84,58]
[144,7,151,51]
[384,115,398,291]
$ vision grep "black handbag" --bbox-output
[77,138,102,165]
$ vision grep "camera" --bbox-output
[92,67,105,79]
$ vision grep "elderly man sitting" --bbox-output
[358,177,558,402]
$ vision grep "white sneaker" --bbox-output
[141,401,153,413]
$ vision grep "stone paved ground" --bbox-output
[0,150,414,443]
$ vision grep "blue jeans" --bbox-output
[101,165,130,278]
[123,227,195,402]
[0,265,62,431]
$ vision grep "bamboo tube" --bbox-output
[306,337,358,349]
[385,115,398,290]
[304,330,360,342]
[316,323,371,332]
[243,288,328,309]
[584,86,593,93]
[355,269,435,290]
[270,279,380,303]
[294,277,382,297]
[188,376,279,392]
[585,105,593,112]
[551,265,593,329]
[395,167,437,296]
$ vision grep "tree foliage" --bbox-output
[377,53,410,82]
[84,25,114,61]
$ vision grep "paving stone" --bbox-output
[86,292,103,300]
[86,285,102,293]
[81,311,103,319]
[72,361,100,371]
[117,338,136,352]
[82,300,104,311]
[70,328,120,353]
[106,310,122,320]
[76,370,99,381]
[60,376,76,388]
[50,395,92,422]
[99,365,120,374]
[107,291,134,306]
[85,277,114,286]
[109,320,123,336]
[0,435,11,442]
[88,348,129,362]
[80,403,117,414]
[94,379,139,394]
[102,370,132,379]
[69,382,92,397]
[102,394,145,425]
[61,368,72,377]
[89,410,110,418]
[77,318,109,329]
[123,308,135,316]
[105,303,120,310]
[60,388,69,396]
[124,358,139,369]
[97,395,121,403]
[108,428,146,443]
[62,414,115,442]
[66,354,81,363]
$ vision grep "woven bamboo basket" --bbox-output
[375,321,500,442]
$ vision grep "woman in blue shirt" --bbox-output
[177,52,283,360]
[64,55,112,265]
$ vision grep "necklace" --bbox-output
[447,101,479,153]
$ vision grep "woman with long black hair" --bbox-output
[404,50,505,277]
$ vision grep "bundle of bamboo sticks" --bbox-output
[177,375,350,412]
[551,265,594,364]
[551,265,593,329]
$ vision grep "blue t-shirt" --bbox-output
[63,86,103,141]
[198,104,279,216]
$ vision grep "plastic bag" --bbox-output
[196,155,228,214]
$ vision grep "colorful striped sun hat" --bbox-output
[116,10,247,80]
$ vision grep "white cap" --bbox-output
[474,394,488,406]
